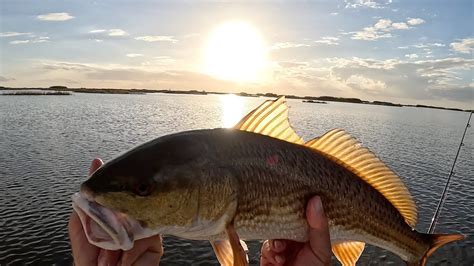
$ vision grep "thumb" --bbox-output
[306,196,332,264]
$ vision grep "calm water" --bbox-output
[0,93,472,265]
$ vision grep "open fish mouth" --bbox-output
[71,193,152,250]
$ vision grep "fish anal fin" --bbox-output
[305,128,418,227]
[233,96,304,145]
[332,241,365,266]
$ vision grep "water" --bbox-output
[0,93,472,265]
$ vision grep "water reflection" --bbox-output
[219,94,245,127]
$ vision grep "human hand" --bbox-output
[260,196,332,266]
[69,158,164,266]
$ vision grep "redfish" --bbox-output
[72,97,464,265]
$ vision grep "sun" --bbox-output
[203,21,267,82]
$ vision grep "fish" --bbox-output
[72,96,464,266]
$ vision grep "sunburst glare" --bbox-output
[203,21,267,83]
[220,94,245,128]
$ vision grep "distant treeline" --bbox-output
[0,86,471,113]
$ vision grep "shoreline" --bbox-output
[0,86,471,113]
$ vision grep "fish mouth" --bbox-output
[71,192,154,250]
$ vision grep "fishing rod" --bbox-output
[428,111,472,234]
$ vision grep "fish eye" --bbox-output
[134,183,154,196]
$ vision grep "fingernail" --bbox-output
[314,196,323,214]
[98,254,107,266]
[273,240,284,250]
[275,255,285,264]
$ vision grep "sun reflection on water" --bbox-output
[220,94,245,128]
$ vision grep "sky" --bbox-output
[0,0,473,109]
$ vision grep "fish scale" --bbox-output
[73,97,464,266]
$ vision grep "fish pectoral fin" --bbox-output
[218,223,248,266]
[332,241,365,266]
[233,96,304,144]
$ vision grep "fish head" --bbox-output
[72,135,206,250]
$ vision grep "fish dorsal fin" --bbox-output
[305,129,418,227]
[233,96,304,144]
[332,241,365,266]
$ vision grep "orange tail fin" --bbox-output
[413,233,465,266]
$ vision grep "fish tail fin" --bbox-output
[408,233,465,266]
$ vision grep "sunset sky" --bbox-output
[1,0,472,109]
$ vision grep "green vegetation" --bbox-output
[0,86,470,112]
[2,91,71,96]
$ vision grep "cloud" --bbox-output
[10,40,30,44]
[0,75,15,82]
[0,32,32,37]
[270,42,310,50]
[314,36,339,45]
[407,18,425,26]
[135,35,178,43]
[351,18,423,41]
[345,0,392,9]
[9,36,49,45]
[88,29,128,38]
[108,29,127,37]
[278,62,308,68]
[126,53,144,58]
[450,38,474,54]
[327,57,474,102]
[391,22,409,29]
[405,54,419,59]
[37,12,74,21]
[38,60,239,92]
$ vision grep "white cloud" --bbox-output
[346,74,387,92]
[407,18,425,26]
[126,53,144,58]
[108,29,127,37]
[9,36,49,45]
[450,38,474,54]
[10,40,30,44]
[352,18,424,41]
[0,32,32,37]
[374,19,392,29]
[271,42,310,50]
[89,29,107,34]
[392,22,409,30]
[345,0,392,9]
[330,12,339,16]
[405,53,419,59]
[314,36,339,45]
[37,12,74,21]
[88,29,128,38]
[135,35,178,43]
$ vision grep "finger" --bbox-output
[306,196,332,264]
[69,210,100,266]
[98,249,122,266]
[269,240,286,253]
[88,158,104,176]
[132,251,162,266]
[260,240,285,266]
[120,235,163,265]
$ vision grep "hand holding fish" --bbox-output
[68,158,163,266]
[260,196,331,266]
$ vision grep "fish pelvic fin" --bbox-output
[211,238,248,266]
[305,128,418,227]
[214,223,248,266]
[233,96,305,145]
[408,233,465,266]
[332,241,365,266]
